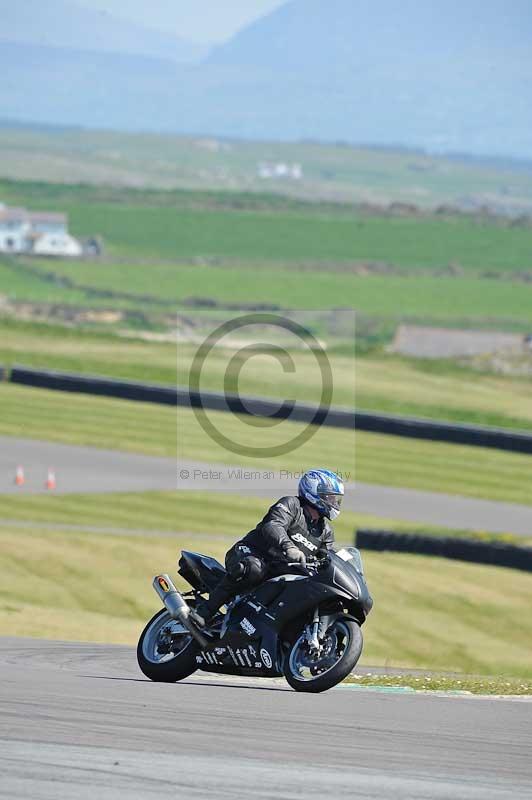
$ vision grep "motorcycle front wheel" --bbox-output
[137,608,199,682]
[284,618,362,693]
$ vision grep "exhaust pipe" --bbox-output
[153,574,209,649]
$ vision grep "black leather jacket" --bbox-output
[241,496,335,561]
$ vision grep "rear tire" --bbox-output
[284,618,362,693]
[137,608,200,682]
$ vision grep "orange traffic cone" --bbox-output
[45,468,56,491]
[15,466,25,486]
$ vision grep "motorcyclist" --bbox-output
[192,468,344,626]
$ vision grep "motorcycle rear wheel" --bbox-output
[137,608,199,682]
[284,618,362,693]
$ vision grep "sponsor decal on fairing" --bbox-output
[240,617,256,635]
[260,649,273,669]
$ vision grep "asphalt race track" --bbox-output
[2,436,532,535]
[1,638,531,800]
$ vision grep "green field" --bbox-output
[2,179,532,272]
[2,318,532,432]
[2,125,532,213]
[1,521,531,677]
[1,384,531,505]
[1,177,531,354]
[51,208,532,272]
[4,255,532,326]
[3,256,532,348]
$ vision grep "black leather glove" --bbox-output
[284,546,307,567]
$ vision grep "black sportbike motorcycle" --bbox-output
[137,546,373,693]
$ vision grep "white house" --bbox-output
[0,206,30,253]
[32,231,83,257]
[0,203,82,257]
[257,162,304,180]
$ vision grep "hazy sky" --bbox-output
[76,0,287,43]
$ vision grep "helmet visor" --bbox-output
[319,492,343,511]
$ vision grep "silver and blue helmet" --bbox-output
[298,469,344,520]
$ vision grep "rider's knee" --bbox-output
[228,554,265,586]
[244,555,266,585]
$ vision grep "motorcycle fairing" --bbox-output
[196,603,282,678]
[184,547,372,678]
[250,572,354,632]
[196,573,352,677]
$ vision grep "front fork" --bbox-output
[306,607,321,652]
[306,608,349,653]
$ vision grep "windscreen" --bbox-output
[335,547,365,576]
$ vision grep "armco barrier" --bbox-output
[354,410,532,454]
[355,529,532,573]
[10,366,177,405]
[8,365,345,421]
[9,365,532,454]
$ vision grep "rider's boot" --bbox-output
[190,582,234,628]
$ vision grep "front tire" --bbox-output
[137,608,200,682]
[284,618,362,693]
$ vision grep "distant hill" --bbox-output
[0,41,185,131]
[1,0,531,159]
[1,0,207,62]
[209,0,532,68]
[204,0,532,156]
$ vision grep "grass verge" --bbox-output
[1,520,532,677]
[2,317,532,432]
[2,384,532,505]
[2,489,517,546]
[343,673,532,695]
